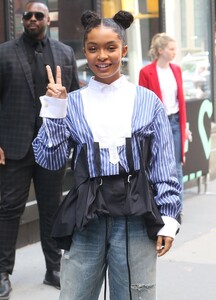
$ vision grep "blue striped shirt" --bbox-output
[33,76,181,221]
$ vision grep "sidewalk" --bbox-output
[9,178,216,300]
[157,178,216,300]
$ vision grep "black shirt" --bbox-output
[22,32,56,96]
[22,33,56,135]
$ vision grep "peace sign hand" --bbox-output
[46,65,67,99]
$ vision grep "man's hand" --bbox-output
[156,235,174,257]
[0,147,5,165]
[46,65,67,99]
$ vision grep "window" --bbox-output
[165,0,212,101]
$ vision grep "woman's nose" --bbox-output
[98,50,107,60]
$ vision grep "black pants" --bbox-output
[0,147,65,274]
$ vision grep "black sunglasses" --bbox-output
[22,11,45,21]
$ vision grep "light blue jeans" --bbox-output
[59,216,157,300]
[168,113,183,204]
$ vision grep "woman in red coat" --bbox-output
[139,33,189,205]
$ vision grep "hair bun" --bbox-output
[113,10,134,29]
[81,10,100,29]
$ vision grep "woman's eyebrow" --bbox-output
[86,40,117,45]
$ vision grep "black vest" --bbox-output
[51,137,164,250]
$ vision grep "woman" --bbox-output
[139,33,188,204]
[33,11,181,300]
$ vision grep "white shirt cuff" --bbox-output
[157,216,180,239]
[39,95,68,119]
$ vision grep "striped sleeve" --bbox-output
[148,99,182,219]
[32,118,71,170]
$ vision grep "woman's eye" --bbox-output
[108,46,116,51]
[88,47,97,52]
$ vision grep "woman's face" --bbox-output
[84,26,128,84]
[158,41,176,62]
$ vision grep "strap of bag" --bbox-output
[94,142,102,177]
[125,137,135,174]
[140,137,150,169]
[70,141,77,170]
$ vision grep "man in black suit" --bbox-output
[0,1,79,299]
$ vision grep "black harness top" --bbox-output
[51,137,164,250]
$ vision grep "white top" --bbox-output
[81,76,136,164]
[157,65,179,115]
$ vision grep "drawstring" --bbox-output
[125,216,132,300]
[104,216,108,300]
[94,142,107,299]
[103,217,133,300]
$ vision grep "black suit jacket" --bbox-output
[0,35,79,160]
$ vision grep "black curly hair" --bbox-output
[81,10,134,46]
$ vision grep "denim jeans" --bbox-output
[168,113,183,204]
[60,216,157,300]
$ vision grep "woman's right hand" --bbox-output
[46,65,67,99]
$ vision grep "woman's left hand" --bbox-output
[186,129,192,142]
[46,65,67,99]
[156,235,174,257]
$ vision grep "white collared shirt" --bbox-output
[81,76,136,164]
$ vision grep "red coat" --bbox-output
[139,61,187,163]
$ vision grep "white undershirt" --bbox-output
[81,76,136,164]
[156,66,179,115]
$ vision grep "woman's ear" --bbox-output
[158,47,163,55]
[122,45,128,58]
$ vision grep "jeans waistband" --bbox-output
[168,111,179,119]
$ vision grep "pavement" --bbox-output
[7,178,216,300]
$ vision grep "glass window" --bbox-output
[165,0,213,183]
[12,0,161,84]
[101,0,160,83]
[47,0,58,11]
[165,0,212,101]
[102,0,121,17]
